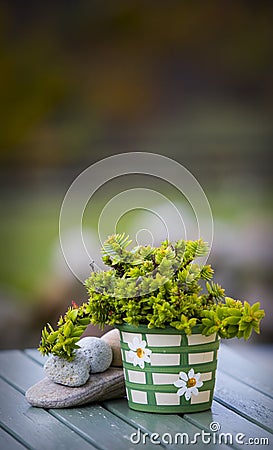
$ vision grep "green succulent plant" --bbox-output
[39,233,265,360]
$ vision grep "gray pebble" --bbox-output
[78,337,112,373]
[44,352,90,387]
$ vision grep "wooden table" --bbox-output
[0,344,272,449]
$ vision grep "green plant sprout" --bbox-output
[39,234,265,360]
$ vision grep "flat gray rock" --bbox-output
[26,367,125,408]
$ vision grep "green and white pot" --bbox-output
[116,324,220,413]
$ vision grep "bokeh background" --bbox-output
[1,1,272,350]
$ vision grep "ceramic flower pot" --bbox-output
[116,324,220,413]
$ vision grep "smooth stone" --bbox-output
[44,352,90,387]
[101,329,122,367]
[78,337,112,373]
[25,367,125,408]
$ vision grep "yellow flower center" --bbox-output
[136,348,145,358]
[187,377,196,388]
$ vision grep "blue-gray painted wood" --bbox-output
[24,348,48,366]
[214,371,273,433]
[218,344,273,398]
[184,400,272,449]
[0,345,272,450]
[103,398,231,450]
[0,350,44,392]
[0,427,27,449]
[0,378,96,450]
[1,351,163,450]
[50,404,165,450]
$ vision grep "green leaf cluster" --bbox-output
[39,304,92,360]
[39,234,265,360]
[201,298,264,339]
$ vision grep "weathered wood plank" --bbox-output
[0,378,96,450]
[185,400,272,449]
[24,349,48,366]
[0,427,27,449]
[103,398,231,450]
[218,344,273,398]
[0,350,44,392]
[224,343,273,372]
[0,351,163,449]
[1,348,272,449]
[214,371,273,433]
[50,404,165,450]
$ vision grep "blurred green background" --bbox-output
[0,1,272,348]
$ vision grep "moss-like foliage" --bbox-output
[39,233,265,360]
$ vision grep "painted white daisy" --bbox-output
[174,368,203,401]
[128,336,152,369]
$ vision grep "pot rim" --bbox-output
[115,323,206,335]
